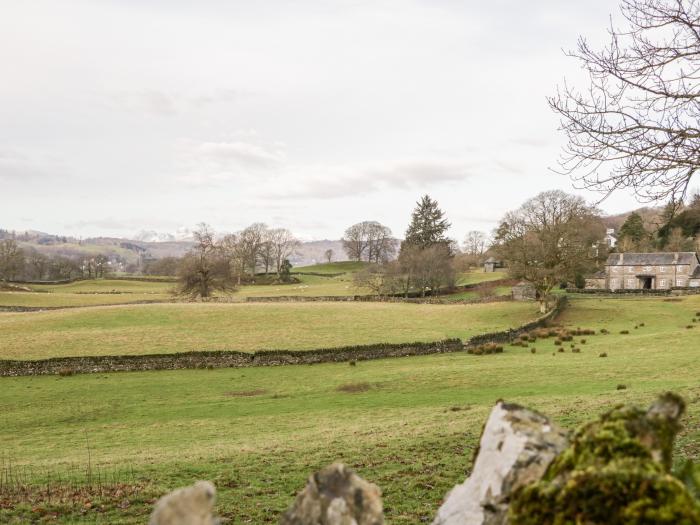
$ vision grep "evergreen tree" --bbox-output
[617,212,649,251]
[403,195,451,249]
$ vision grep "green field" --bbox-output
[1,296,700,523]
[0,301,538,360]
[293,261,368,274]
[456,268,508,285]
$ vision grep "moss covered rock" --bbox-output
[509,393,700,524]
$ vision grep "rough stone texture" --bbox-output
[280,463,384,525]
[432,401,568,525]
[149,481,218,525]
[510,393,700,524]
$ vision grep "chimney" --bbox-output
[673,252,679,264]
[619,253,624,265]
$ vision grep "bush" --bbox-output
[620,330,629,334]
[580,339,586,344]
[616,384,627,390]
[599,352,608,357]
[530,348,536,354]
[557,347,565,353]
[554,340,562,346]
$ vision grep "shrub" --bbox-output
[620,330,629,334]
[349,360,356,366]
[600,328,610,334]
[616,384,627,390]
[580,339,586,344]
[599,352,608,357]
[554,340,562,346]
[558,347,565,353]
[530,348,536,354]
[686,325,694,329]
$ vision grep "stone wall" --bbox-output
[0,297,566,377]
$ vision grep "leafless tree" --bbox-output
[463,230,487,256]
[268,228,301,274]
[0,238,24,281]
[238,223,267,275]
[396,243,456,297]
[324,248,334,263]
[342,221,397,262]
[550,0,700,204]
[178,223,234,298]
[493,191,605,312]
[352,263,400,298]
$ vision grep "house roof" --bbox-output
[588,270,606,279]
[484,257,498,263]
[692,266,700,278]
[605,252,699,266]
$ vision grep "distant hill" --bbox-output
[0,228,348,267]
[603,206,664,232]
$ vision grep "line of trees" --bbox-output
[177,223,301,297]
[0,238,114,282]
[351,195,458,298]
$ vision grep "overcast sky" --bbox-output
[0,0,676,241]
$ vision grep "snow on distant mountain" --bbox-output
[134,228,193,243]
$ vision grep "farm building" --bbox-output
[585,252,700,290]
[483,257,504,273]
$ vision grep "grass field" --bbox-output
[0,301,538,360]
[1,295,700,523]
[456,268,508,285]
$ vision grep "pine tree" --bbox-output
[403,195,451,249]
[617,212,649,251]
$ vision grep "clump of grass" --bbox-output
[468,343,504,355]
[530,348,536,354]
[57,368,74,377]
[348,360,356,366]
[599,352,608,358]
[620,330,629,335]
[336,382,371,393]
[580,339,587,344]
[572,347,581,353]
[616,384,627,390]
[686,325,694,329]
[600,328,610,335]
[557,347,565,353]
[639,322,645,327]
[554,340,562,346]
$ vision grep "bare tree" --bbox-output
[353,263,399,298]
[463,231,487,256]
[342,222,370,261]
[342,221,397,262]
[396,243,456,297]
[494,191,605,312]
[324,248,334,263]
[268,228,301,274]
[0,238,24,282]
[550,0,700,204]
[178,223,234,298]
[238,223,267,275]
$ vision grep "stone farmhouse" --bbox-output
[586,252,700,291]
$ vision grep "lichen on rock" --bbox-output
[280,463,384,525]
[509,393,700,525]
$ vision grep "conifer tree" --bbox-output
[403,195,451,249]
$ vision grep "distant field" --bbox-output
[0,301,538,360]
[456,269,508,285]
[293,261,368,274]
[29,279,174,294]
[2,295,700,523]
[0,292,172,308]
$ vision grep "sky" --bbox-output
[0,0,677,241]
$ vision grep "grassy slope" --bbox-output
[0,301,538,360]
[1,296,700,523]
[456,269,508,285]
[293,261,368,274]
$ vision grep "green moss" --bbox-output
[510,393,700,525]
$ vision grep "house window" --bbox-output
[626,279,635,288]
[678,266,686,273]
[626,266,634,273]
[610,278,619,289]
[691,280,700,288]
[659,279,667,288]
[612,266,620,273]
[643,265,652,273]
[676,278,686,287]
[659,266,666,273]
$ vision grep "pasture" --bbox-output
[0,301,538,360]
[1,295,700,523]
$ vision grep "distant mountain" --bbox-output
[134,228,194,243]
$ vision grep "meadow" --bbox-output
[0,265,507,308]
[1,295,700,523]
[0,301,537,360]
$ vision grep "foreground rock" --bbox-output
[149,480,219,525]
[510,393,700,524]
[280,463,384,525]
[432,401,568,525]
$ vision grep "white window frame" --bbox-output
[642,265,652,273]
[676,278,686,287]
[659,266,666,273]
[610,278,620,289]
[612,266,620,273]
[659,278,667,288]
[626,266,634,273]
